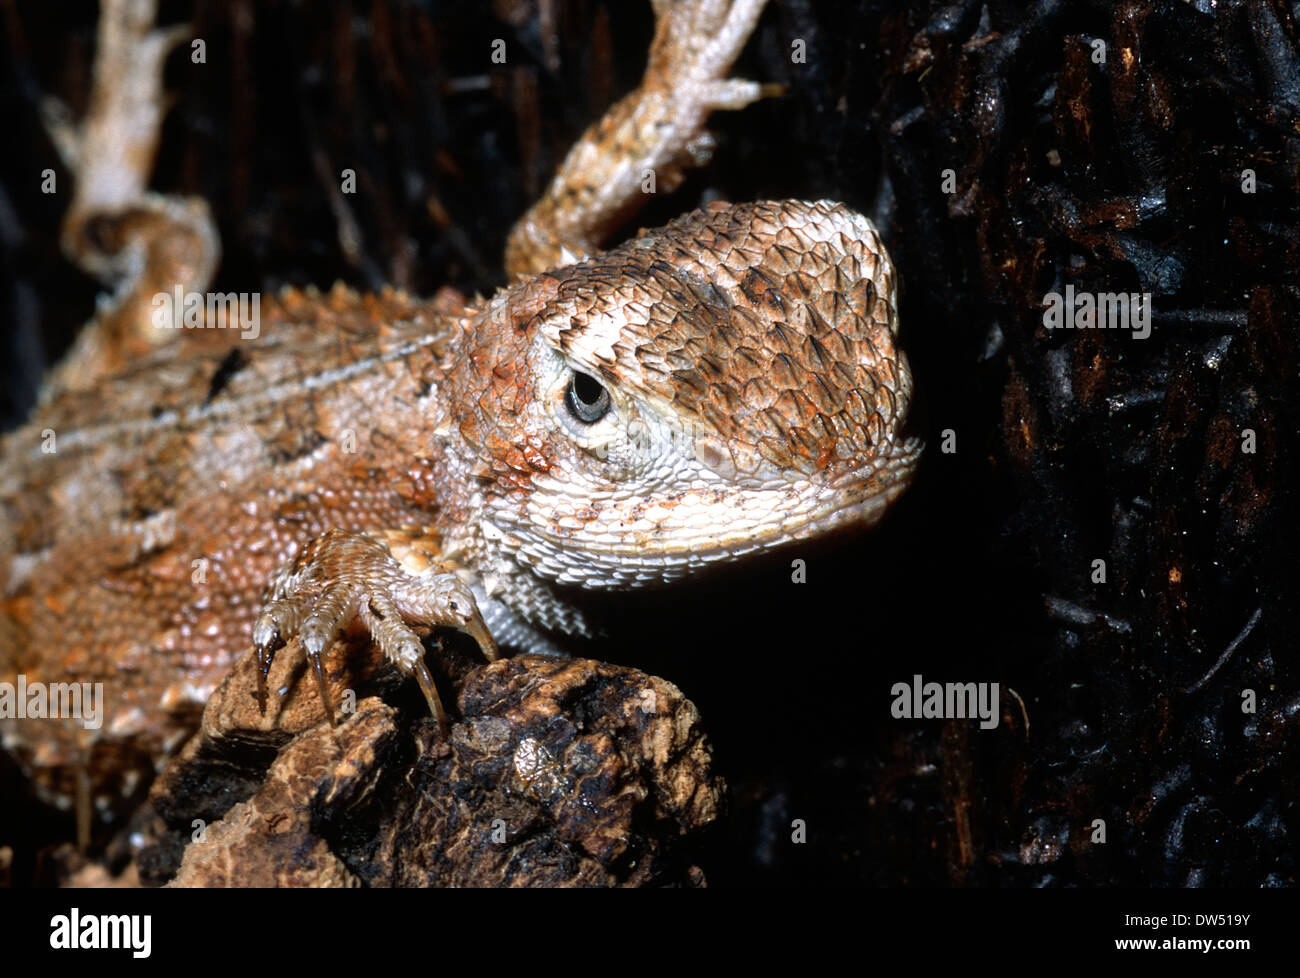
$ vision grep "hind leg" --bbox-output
[42,0,219,394]
[504,0,775,278]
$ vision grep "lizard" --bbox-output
[0,0,922,835]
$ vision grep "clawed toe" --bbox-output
[250,530,496,731]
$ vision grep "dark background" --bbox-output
[1,0,1296,886]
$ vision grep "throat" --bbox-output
[468,554,601,656]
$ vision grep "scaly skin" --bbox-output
[0,0,921,821]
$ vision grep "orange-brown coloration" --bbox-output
[1,0,920,826]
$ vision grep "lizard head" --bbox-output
[451,199,922,589]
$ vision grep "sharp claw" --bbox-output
[254,649,268,716]
[252,620,283,716]
[463,611,499,663]
[306,645,338,728]
[412,657,450,737]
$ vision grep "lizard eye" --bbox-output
[564,370,612,424]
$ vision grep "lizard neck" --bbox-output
[390,300,599,654]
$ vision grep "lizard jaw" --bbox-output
[485,433,922,589]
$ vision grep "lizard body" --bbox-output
[0,0,920,820]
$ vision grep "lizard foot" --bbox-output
[251,529,498,733]
[505,0,775,277]
[646,0,774,107]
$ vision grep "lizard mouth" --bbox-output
[657,434,924,559]
[502,433,923,589]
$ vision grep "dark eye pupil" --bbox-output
[565,370,611,423]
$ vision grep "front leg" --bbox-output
[252,529,499,733]
[504,0,774,278]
